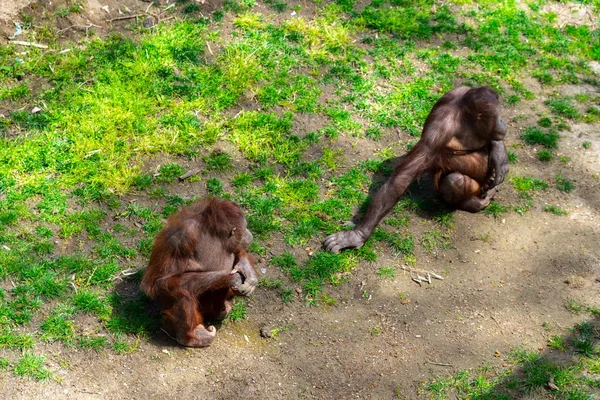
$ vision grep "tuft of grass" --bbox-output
[183,2,201,14]
[225,299,248,323]
[206,178,224,196]
[376,266,396,280]
[203,150,233,171]
[156,164,185,183]
[72,290,111,319]
[566,299,585,313]
[555,173,575,193]
[510,176,549,192]
[13,353,52,380]
[41,312,76,343]
[483,201,509,219]
[374,229,415,257]
[545,98,581,120]
[280,288,294,304]
[584,106,600,123]
[547,335,566,351]
[521,127,559,149]
[0,328,35,351]
[258,278,283,290]
[543,205,567,216]
[421,230,451,253]
[232,173,253,187]
[77,336,109,351]
[537,117,552,127]
[536,149,552,162]
[369,327,382,336]
[112,335,139,355]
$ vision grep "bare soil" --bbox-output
[1,1,599,399]
[0,0,33,22]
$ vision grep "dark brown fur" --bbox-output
[141,198,257,347]
[325,86,509,253]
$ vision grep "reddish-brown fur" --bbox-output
[141,198,257,347]
[325,86,509,253]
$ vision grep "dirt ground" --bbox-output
[0,0,33,22]
[1,1,599,399]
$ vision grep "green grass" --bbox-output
[421,230,452,253]
[374,229,415,258]
[543,205,568,216]
[280,288,294,304]
[566,299,585,314]
[510,176,549,192]
[204,150,233,171]
[545,98,581,120]
[13,353,52,381]
[376,266,396,280]
[556,173,575,193]
[225,299,248,323]
[258,278,283,290]
[547,335,566,351]
[483,201,509,219]
[537,117,552,128]
[521,127,560,149]
[536,149,552,162]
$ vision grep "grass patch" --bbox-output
[421,230,452,253]
[204,150,233,171]
[425,320,600,399]
[510,176,549,192]
[483,201,509,219]
[13,353,52,381]
[555,173,575,193]
[376,266,396,280]
[545,98,581,120]
[224,299,248,323]
[536,149,552,162]
[543,205,567,216]
[521,127,559,149]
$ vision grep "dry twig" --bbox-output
[9,40,48,49]
[107,14,143,22]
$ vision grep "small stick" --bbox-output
[490,315,502,329]
[108,14,143,22]
[426,360,453,367]
[429,272,444,280]
[57,23,102,33]
[178,168,201,181]
[9,40,48,49]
